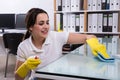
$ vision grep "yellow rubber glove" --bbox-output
[16,56,41,78]
[86,38,110,59]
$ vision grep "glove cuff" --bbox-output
[86,38,99,43]
[86,38,100,46]
[16,63,30,78]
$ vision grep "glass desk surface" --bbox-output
[35,53,120,80]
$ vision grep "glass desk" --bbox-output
[35,53,120,80]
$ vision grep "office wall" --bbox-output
[0,0,54,30]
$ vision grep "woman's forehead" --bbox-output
[36,13,48,21]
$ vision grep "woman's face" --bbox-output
[30,13,50,39]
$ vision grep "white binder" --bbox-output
[70,14,75,32]
[88,14,92,32]
[107,36,112,55]
[110,0,114,10]
[112,13,118,32]
[102,36,107,49]
[65,0,71,11]
[97,0,102,10]
[75,0,80,11]
[63,14,68,32]
[92,0,98,10]
[98,37,103,43]
[112,36,119,55]
[97,13,103,32]
[92,14,98,32]
[70,0,75,11]
[67,14,71,32]
[87,0,93,10]
[114,0,120,9]
[80,14,84,32]
[62,0,66,11]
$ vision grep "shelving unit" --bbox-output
[54,0,120,56]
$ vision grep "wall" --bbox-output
[0,0,54,30]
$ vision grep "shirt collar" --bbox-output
[28,33,52,52]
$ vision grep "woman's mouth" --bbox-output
[41,30,48,35]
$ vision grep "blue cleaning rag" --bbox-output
[97,52,115,62]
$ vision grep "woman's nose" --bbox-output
[43,23,49,28]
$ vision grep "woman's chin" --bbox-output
[42,34,48,38]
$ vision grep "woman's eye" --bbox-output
[39,23,44,25]
[38,21,49,26]
[46,22,49,25]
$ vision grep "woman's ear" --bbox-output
[29,27,32,32]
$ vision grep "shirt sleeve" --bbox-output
[55,31,69,44]
[16,45,26,62]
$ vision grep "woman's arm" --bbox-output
[14,60,31,80]
[67,33,96,44]
[14,57,40,80]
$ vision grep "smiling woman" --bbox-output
[14,8,98,80]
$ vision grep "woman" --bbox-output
[14,8,100,80]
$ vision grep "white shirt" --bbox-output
[16,31,69,79]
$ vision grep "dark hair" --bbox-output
[23,8,48,40]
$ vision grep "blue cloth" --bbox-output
[97,52,115,62]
